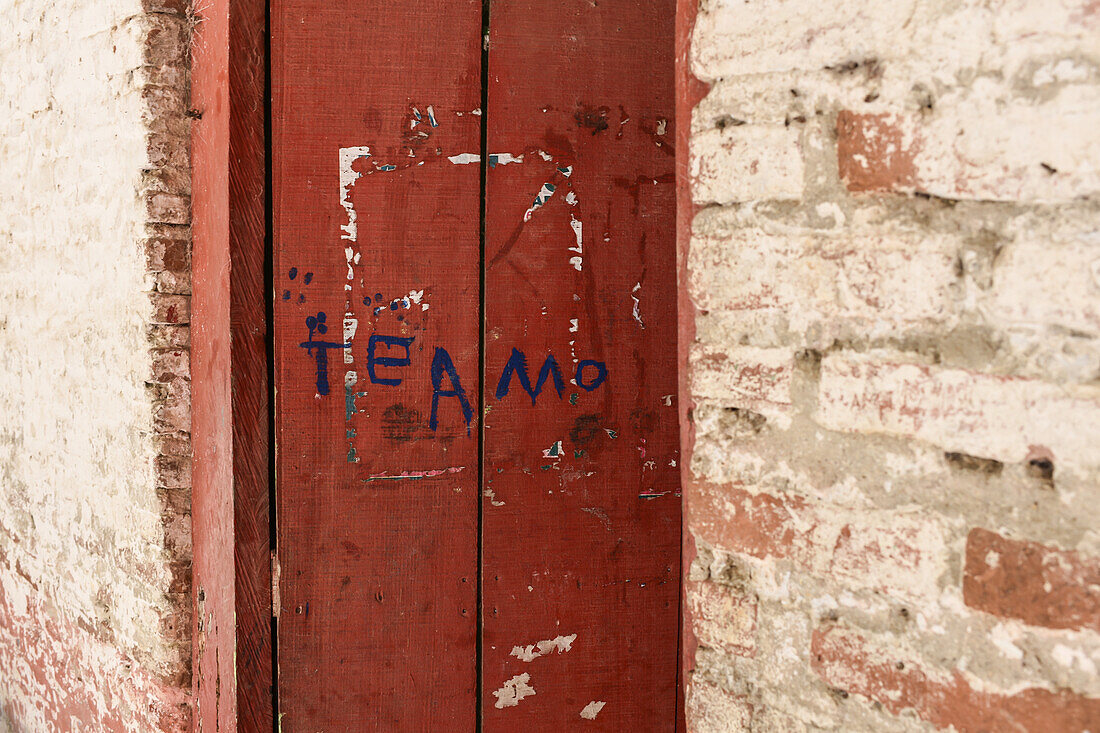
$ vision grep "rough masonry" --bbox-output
[0,0,192,729]
[682,0,1100,730]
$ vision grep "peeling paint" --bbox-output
[362,467,466,482]
[509,633,577,662]
[631,282,645,329]
[580,701,607,720]
[338,146,371,242]
[569,214,583,271]
[493,673,536,708]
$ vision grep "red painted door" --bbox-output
[271,0,483,728]
[480,0,680,729]
[272,0,677,729]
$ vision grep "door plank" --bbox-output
[272,1,483,728]
[481,1,681,728]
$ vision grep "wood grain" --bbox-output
[481,1,681,729]
[191,0,270,728]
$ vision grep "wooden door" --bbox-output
[480,0,680,728]
[272,0,677,729]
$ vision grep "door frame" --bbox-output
[191,0,274,728]
[190,0,699,729]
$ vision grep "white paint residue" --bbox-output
[537,150,553,161]
[656,119,667,135]
[426,105,438,127]
[569,214,583,271]
[510,634,577,662]
[631,282,645,328]
[338,146,371,242]
[407,289,424,306]
[493,673,536,708]
[490,153,525,166]
[342,316,358,364]
[448,153,481,165]
[580,701,606,720]
[484,488,505,507]
[569,319,579,333]
[661,394,673,406]
[565,191,578,206]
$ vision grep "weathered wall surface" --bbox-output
[682,0,1100,730]
[0,0,192,729]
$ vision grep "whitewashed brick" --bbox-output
[690,227,959,341]
[691,125,804,204]
[692,0,918,79]
[816,352,1100,472]
[690,345,795,427]
[988,234,1100,336]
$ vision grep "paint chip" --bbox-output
[630,282,645,328]
[580,701,606,720]
[510,634,577,662]
[493,673,536,708]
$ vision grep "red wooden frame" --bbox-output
[191,0,272,728]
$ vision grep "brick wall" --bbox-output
[681,0,1100,730]
[0,0,192,729]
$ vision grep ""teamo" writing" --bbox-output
[298,312,609,431]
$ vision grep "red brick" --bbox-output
[837,112,917,193]
[151,349,190,382]
[963,528,1100,633]
[146,192,190,225]
[150,293,190,325]
[687,581,757,658]
[687,481,947,600]
[688,481,808,564]
[811,624,1100,732]
[835,85,1100,203]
